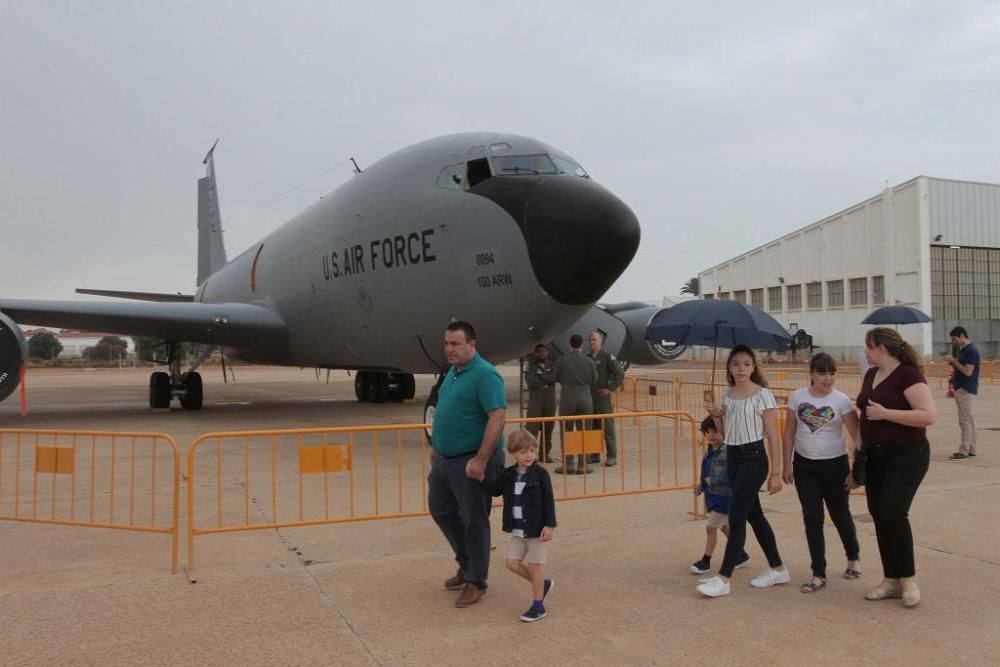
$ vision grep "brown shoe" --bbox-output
[454,583,486,607]
[444,568,465,591]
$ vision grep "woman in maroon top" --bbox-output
[856,328,936,608]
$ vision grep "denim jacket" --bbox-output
[699,445,731,507]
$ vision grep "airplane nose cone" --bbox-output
[470,176,640,305]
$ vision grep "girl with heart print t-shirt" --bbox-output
[787,387,856,459]
[781,352,862,594]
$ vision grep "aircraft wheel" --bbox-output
[149,372,171,409]
[399,373,416,401]
[423,382,440,445]
[362,371,379,402]
[371,372,389,403]
[354,371,367,402]
[180,372,203,411]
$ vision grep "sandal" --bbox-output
[799,577,826,593]
[843,568,862,580]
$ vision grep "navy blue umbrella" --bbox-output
[861,305,932,325]
[645,299,793,388]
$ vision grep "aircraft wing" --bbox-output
[75,288,195,302]
[0,299,288,349]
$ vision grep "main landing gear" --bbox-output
[148,342,205,411]
[353,371,416,403]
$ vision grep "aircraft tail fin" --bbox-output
[197,140,228,286]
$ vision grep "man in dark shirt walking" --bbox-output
[945,326,980,460]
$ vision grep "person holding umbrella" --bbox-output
[696,345,790,598]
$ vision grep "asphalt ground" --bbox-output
[1,365,999,666]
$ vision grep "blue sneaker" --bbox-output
[690,557,711,574]
[520,606,547,622]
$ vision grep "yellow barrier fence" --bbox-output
[186,411,701,570]
[0,429,181,573]
[616,377,795,417]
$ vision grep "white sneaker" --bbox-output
[696,576,731,598]
[750,567,791,588]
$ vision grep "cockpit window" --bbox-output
[492,154,559,175]
[437,163,464,190]
[551,156,589,178]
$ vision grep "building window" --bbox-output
[719,292,730,300]
[750,288,764,309]
[872,276,885,305]
[733,290,746,304]
[703,294,715,300]
[827,280,844,308]
[974,248,990,319]
[768,286,782,312]
[786,284,802,311]
[850,277,868,306]
[928,246,1000,320]
[807,282,822,309]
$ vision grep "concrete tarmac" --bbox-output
[2,366,999,666]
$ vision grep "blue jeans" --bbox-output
[719,440,783,578]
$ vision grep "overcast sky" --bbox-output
[2,1,999,305]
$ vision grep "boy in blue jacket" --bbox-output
[487,429,557,622]
[691,417,749,575]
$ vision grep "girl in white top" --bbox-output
[696,345,789,598]
[782,353,862,594]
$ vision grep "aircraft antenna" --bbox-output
[350,158,362,174]
[228,157,356,222]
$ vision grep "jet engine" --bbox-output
[547,302,686,367]
[0,312,28,402]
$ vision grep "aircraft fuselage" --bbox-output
[198,133,640,372]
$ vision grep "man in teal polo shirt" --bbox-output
[429,321,507,608]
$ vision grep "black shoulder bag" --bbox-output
[851,445,866,486]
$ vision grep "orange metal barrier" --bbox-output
[618,376,795,417]
[0,429,181,573]
[517,412,701,504]
[186,411,701,570]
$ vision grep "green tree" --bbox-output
[680,277,700,296]
[99,335,127,347]
[133,336,161,362]
[85,336,128,363]
[130,338,211,363]
[29,331,63,360]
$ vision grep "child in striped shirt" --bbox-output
[486,430,557,621]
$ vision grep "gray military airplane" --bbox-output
[0,132,677,416]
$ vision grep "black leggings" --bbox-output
[865,440,929,579]
[793,453,860,579]
[719,440,783,578]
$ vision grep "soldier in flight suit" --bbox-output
[524,343,556,462]
[552,334,598,475]
[588,331,625,467]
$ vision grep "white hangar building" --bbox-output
[698,176,1000,360]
